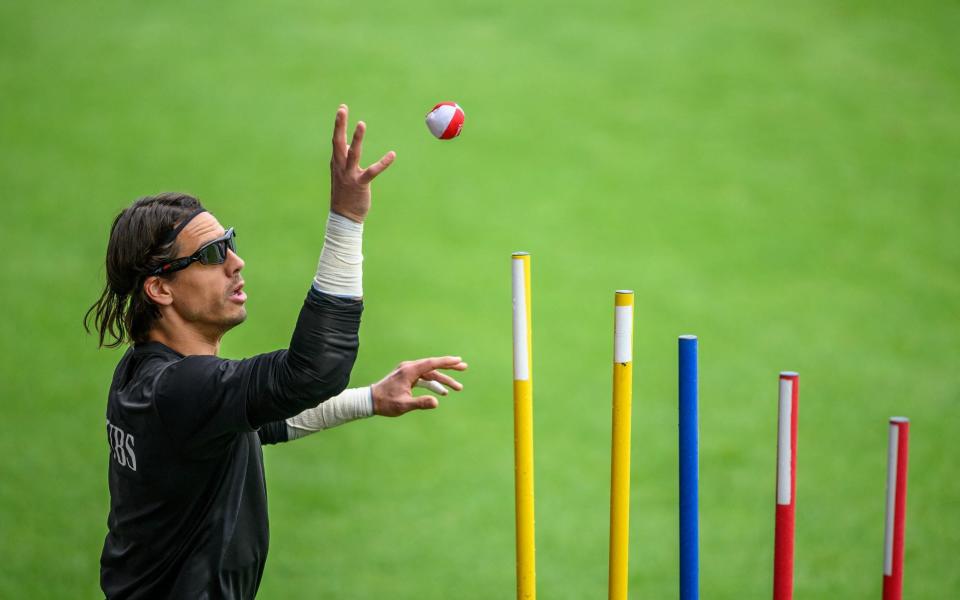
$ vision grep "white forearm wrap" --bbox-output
[285,387,374,440]
[312,212,364,298]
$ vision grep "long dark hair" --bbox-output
[84,193,205,348]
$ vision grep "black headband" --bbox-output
[161,208,207,245]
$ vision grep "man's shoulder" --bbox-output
[127,343,226,381]
[109,343,216,409]
[117,341,181,377]
[150,352,236,403]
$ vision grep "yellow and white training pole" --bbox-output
[512,252,536,599]
[608,290,634,600]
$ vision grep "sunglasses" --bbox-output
[150,228,238,275]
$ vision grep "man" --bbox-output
[85,105,467,599]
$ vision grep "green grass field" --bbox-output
[2,0,958,597]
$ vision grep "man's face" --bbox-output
[166,212,247,336]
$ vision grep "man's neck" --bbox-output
[148,325,221,357]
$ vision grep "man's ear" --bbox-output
[144,275,174,306]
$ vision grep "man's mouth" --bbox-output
[229,281,247,303]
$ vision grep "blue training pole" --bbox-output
[678,335,699,600]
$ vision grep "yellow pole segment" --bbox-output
[511,252,536,600]
[609,290,634,600]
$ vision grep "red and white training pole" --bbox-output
[883,417,910,600]
[773,372,799,600]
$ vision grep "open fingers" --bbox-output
[419,370,464,392]
[404,356,467,381]
[331,104,349,165]
[346,121,365,170]
[359,151,397,184]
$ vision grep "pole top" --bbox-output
[779,371,799,378]
[890,416,910,424]
[679,334,697,340]
[512,251,530,257]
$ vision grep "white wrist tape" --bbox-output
[286,387,374,440]
[312,212,364,298]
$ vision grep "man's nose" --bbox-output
[226,249,244,273]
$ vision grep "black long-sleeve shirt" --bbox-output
[100,288,362,599]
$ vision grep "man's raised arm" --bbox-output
[242,105,397,428]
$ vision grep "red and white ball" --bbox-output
[425,102,465,140]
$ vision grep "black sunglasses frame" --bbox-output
[150,228,237,276]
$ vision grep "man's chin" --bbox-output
[222,308,248,330]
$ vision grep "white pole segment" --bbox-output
[512,257,529,381]
[614,301,633,363]
[776,377,794,505]
[883,423,899,576]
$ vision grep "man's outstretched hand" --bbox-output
[330,105,459,417]
[330,104,396,224]
[371,356,468,417]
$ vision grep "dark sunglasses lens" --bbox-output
[227,233,237,254]
[198,241,227,265]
